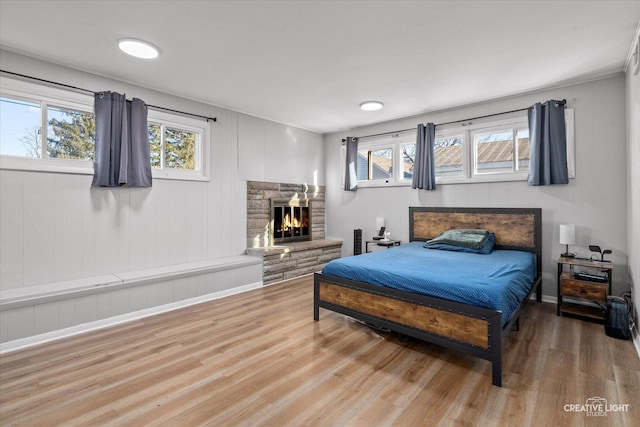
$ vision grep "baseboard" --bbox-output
[539,295,558,305]
[0,281,263,354]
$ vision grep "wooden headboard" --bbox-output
[409,207,542,275]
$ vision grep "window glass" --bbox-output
[402,143,415,180]
[357,147,393,180]
[164,127,196,170]
[434,135,463,177]
[356,149,369,180]
[1,78,209,180]
[344,112,573,186]
[475,130,514,174]
[148,123,162,168]
[46,105,95,161]
[370,148,393,179]
[0,96,41,158]
[516,129,530,171]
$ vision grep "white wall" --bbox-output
[238,113,324,185]
[0,50,324,339]
[324,75,629,299]
[626,33,640,352]
[0,50,323,290]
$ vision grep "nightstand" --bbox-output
[557,257,613,321]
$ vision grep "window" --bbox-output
[436,116,531,183]
[0,96,42,158]
[0,88,94,168]
[147,114,205,178]
[352,133,414,187]
[434,135,464,178]
[46,104,95,161]
[0,78,209,181]
[401,143,415,180]
[472,127,530,175]
[357,146,393,181]
[347,109,573,187]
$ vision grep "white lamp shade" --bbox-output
[559,224,575,245]
[376,217,385,230]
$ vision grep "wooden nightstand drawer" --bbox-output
[560,278,607,302]
[557,257,612,320]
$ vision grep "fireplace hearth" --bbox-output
[270,198,311,244]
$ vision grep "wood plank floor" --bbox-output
[1,276,638,426]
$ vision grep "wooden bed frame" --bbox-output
[313,207,542,387]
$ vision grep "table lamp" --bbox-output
[559,224,575,258]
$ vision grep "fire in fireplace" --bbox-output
[270,198,311,244]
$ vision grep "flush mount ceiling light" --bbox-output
[360,101,384,111]
[118,38,160,59]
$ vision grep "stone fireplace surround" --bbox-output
[245,181,342,285]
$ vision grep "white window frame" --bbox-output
[342,109,575,188]
[351,132,416,188]
[438,115,531,184]
[0,77,210,182]
[472,126,524,176]
[1,78,95,174]
[147,110,208,181]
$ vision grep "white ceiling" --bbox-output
[1,1,639,134]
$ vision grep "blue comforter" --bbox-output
[322,241,536,326]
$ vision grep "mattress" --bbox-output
[321,241,536,326]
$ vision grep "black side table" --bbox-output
[365,240,401,253]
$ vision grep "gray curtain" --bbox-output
[92,91,152,187]
[344,136,358,191]
[527,100,568,186]
[412,123,436,190]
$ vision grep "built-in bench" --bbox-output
[0,256,261,310]
[0,255,262,351]
[247,239,342,285]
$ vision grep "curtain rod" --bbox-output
[342,99,567,142]
[0,69,217,122]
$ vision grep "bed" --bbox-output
[313,207,542,387]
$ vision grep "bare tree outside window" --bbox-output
[20,127,41,158]
[402,144,415,178]
[0,96,41,158]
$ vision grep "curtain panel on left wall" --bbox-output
[92,91,152,187]
[344,136,358,191]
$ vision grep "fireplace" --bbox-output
[270,198,311,244]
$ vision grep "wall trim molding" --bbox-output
[0,281,263,354]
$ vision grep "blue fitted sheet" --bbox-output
[322,241,536,326]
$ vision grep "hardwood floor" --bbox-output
[1,275,638,426]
